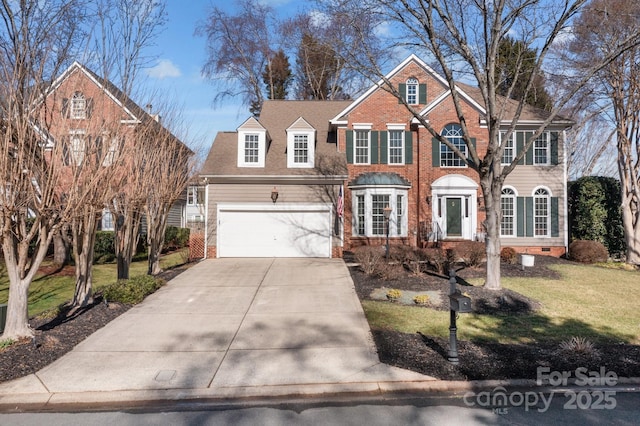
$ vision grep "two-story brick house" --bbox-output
[202,55,570,258]
[42,61,188,231]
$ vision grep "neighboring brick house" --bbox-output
[42,61,188,231]
[201,55,570,258]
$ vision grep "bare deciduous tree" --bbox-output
[569,0,640,264]
[0,0,86,339]
[323,0,640,289]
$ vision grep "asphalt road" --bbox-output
[1,390,638,425]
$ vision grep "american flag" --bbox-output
[337,186,344,218]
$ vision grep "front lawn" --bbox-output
[0,249,189,317]
[350,255,640,380]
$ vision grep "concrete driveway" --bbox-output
[0,258,433,406]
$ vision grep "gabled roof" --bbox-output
[330,54,485,124]
[201,100,352,178]
[45,61,191,153]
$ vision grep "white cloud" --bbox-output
[147,59,182,79]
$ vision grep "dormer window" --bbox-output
[237,117,266,167]
[286,117,315,168]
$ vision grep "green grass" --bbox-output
[0,249,189,317]
[363,263,640,345]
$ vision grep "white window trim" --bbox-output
[351,187,408,238]
[440,124,467,168]
[387,124,406,166]
[533,132,550,166]
[353,129,371,165]
[500,186,518,237]
[500,132,515,165]
[287,130,315,168]
[69,129,86,165]
[406,77,418,105]
[238,130,266,167]
[532,186,551,238]
[71,92,86,119]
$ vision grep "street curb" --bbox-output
[1,376,639,413]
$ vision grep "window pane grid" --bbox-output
[293,134,308,163]
[71,92,86,119]
[501,133,514,165]
[355,130,369,164]
[356,195,365,236]
[244,134,259,163]
[406,78,418,104]
[534,188,549,236]
[389,130,403,164]
[534,133,548,165]
[501,188,515,236]
[396,194,403,235]
[440,124,466,167]
[372,195,390,236]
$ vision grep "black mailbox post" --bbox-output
[447,268,472,364]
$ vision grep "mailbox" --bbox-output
[449,292,472,313]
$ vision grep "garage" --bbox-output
[217,204,332,258]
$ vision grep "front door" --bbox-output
[446,197,462,237]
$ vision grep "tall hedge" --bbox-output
[568,176,625,258]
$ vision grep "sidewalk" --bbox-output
[0,258,443,409]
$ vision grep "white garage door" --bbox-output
[217,204,332,258]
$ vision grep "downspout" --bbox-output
[203,180,209,260]
[562,129,569,256]
[416,124,421,247]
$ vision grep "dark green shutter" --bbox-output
[419,84,427,104]
[516,131,525,165]
[432,137,440,167]
[517,197,525,237]
[346,130,353,164]
[371,131,379,164]
[550,131,559,165]
[467,138,477,167]
[525,197,534,237]
[405,131,413,164]
[525,132,534,165]
[379,131,388,164]
[551,197,559,237]
[398,83,406,103]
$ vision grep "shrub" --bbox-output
[353,246,384,275]
[375,262,404,281]
[569,240,609,264]
[456,241,485,267]
[558,336,599,357]
[413,294,430,305]
[386,289,402,300]
[164,226,190,252]
[422,248,448,274]
[500,247,518,264]
[390,245,423,275]
[94,231,115,264]
[102,275,166,305]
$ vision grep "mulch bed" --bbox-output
[347,253,640,381]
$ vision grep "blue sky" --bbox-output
[141,0,304,154]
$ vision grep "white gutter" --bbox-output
[563,129,569,255]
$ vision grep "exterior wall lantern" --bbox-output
[383,205,392,259]
[271,187,279,204]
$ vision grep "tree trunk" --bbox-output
[1,229,52,340]
[483,184,503,290]
[71,213,99,308]
[621,192,640,265]
[52,225,70,267]
[114,209,141,280]
[146,206,168,276]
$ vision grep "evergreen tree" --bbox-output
[263,49,292,100]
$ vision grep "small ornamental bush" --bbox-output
[94,231,115,264]
[500,247,518,264]
[386,289,402,300]
[569,240,608,264]
[558,336,599,357]
[353,245,384,275]
[374,262,404,281]
[456,241,485,267]
[102,275,166,305]
[413,294,430,305]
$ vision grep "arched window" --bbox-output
[501,187,516,236]
[440,124,467,167]
[533,187,550,237]
[71,92,86,119]
[406,78,418,105]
